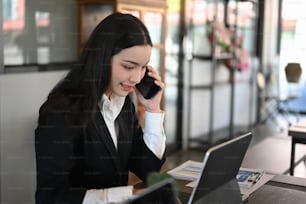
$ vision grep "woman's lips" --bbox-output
[121,84,134,92]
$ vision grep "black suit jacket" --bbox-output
[35,97,165,204]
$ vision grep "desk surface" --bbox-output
[175,174,306,204]
[247,174,306,204]
[289,119,306,132]
[288,119,306,139]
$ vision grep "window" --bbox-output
[2,0,78,72]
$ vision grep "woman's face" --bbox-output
[106,45,152,98]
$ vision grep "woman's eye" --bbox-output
[123,65,134,70]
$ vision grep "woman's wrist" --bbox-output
[145,108,162,113]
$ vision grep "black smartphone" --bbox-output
[135,69,161,99]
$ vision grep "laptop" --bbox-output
[180,132,252,204]
[125,178,178,204]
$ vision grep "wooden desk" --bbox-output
[175,174,306,204]
[247,174,306,204]
[288,119,306,175]
[131,166,306,204]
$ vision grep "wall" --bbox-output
[0,71,67,203]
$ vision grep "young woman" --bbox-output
[35,13,166,204]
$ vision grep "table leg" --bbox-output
[290,138,296,176]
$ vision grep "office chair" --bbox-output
[257,70,301,132]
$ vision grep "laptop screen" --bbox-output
[189,132,252,203]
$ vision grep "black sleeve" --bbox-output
[127,101,166,182]
[35,113,86,204]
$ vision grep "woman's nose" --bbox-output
[130,69,144,84]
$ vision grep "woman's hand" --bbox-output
[135,65,164,113]
[133,188,182,204]
[132,187,146,195]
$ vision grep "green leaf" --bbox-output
[146,172,179,196]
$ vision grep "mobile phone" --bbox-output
[135,69,161,99]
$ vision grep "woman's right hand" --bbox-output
[135,66,164,113]
[132,187,146,195]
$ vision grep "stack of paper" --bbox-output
[167,160,203,181]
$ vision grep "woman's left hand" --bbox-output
[135,66,164,113]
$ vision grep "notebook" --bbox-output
[180,132,252,204]
[125,178,178,204]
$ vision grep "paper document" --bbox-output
[237,168,265,189]
[238,168,274,200]
[167,160,203,181]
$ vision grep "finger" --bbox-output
[134,88,144,99]
[147,65,158,75]
[154,80,165,89]
[151,74,161,81]
[147,67,161,81]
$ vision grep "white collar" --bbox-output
[99,94,126,121]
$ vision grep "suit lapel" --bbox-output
[116,114,132,169]
[116,98,135,172]
[92,109,122,172]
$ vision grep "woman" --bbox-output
[35,13,166,204]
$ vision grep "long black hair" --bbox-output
[39,13,152,127]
